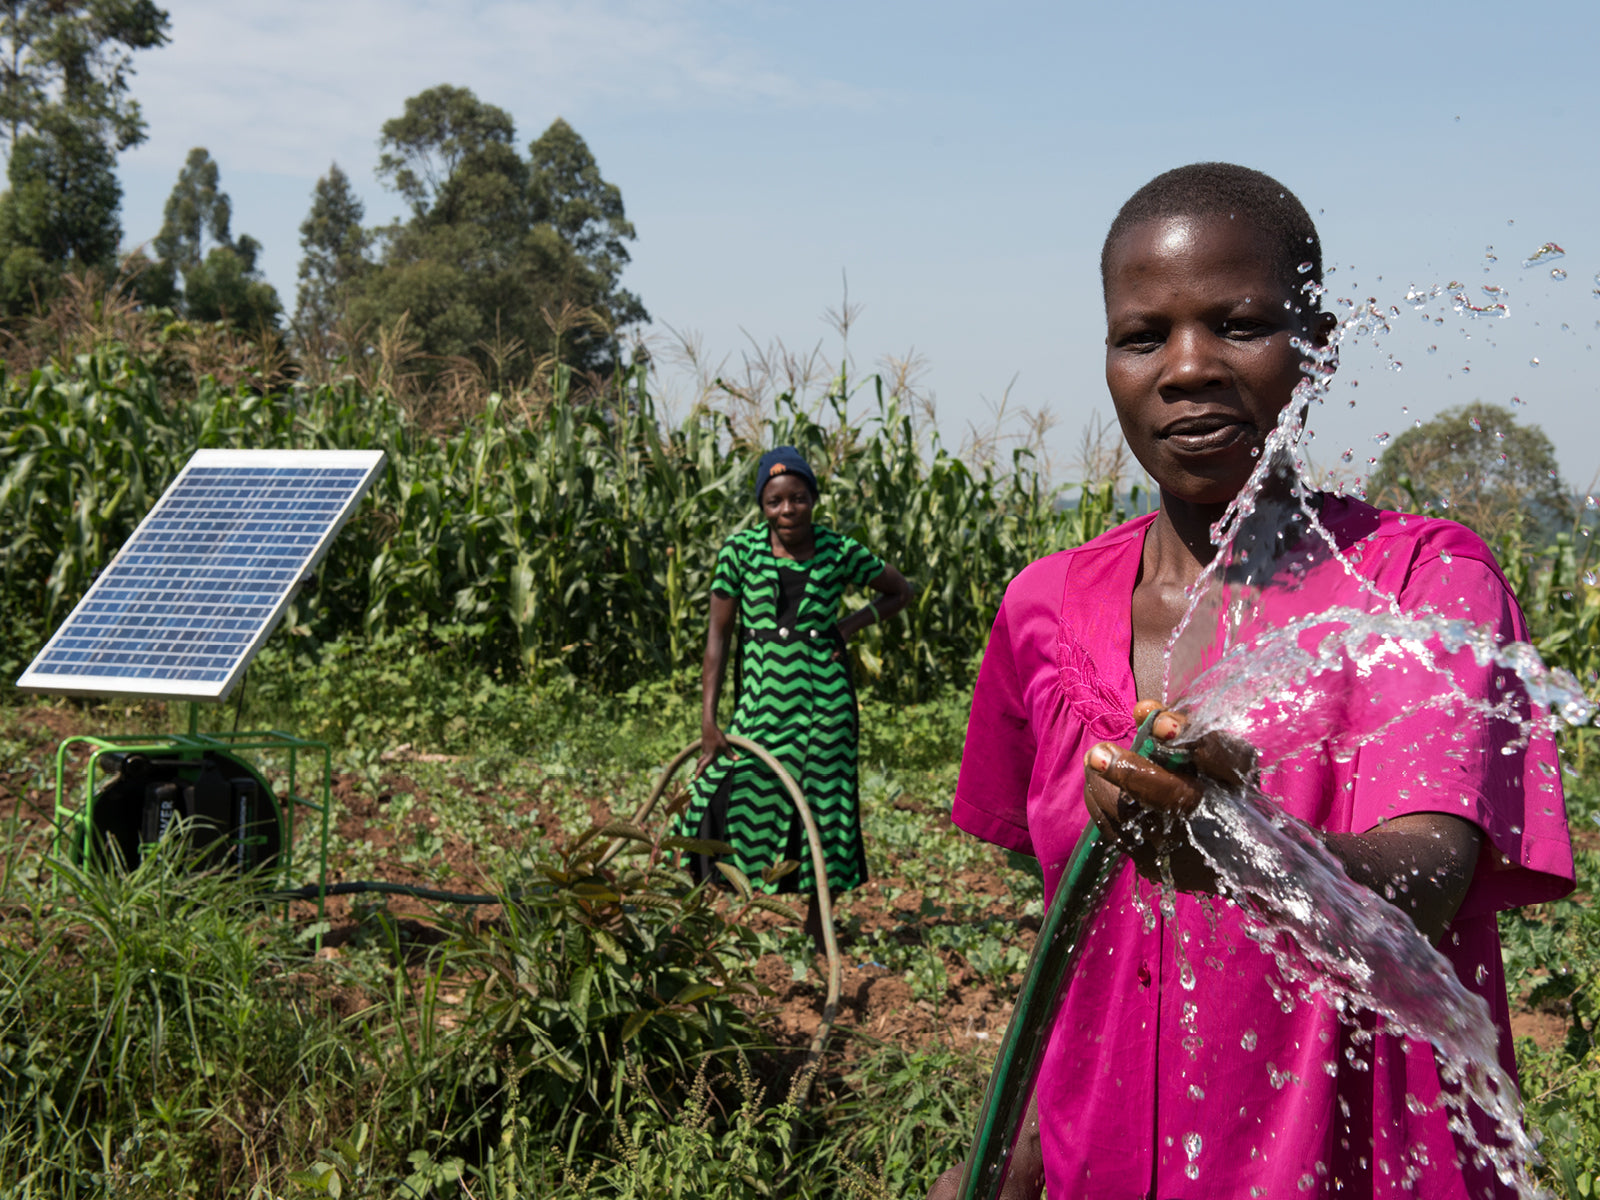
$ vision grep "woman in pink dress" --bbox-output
[933,164,1574,1199]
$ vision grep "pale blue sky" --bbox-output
[113,1,1600,490]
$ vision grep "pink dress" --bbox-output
[953,497,1574,1198]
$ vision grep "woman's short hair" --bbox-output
[1101,163,1321,298]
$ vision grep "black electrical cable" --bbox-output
[273,880,508,906]
[272,735,841,1115]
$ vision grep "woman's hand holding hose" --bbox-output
[1082,701,1260,892]
[694,723,735,779]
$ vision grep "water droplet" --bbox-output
[1585,495,1598,511]
[1373,431,1391,446]
[1340,449,1354,463]
[1440,551,1453,564]
[1584,570,1597,587]
[1511,394,1526,406]
[1521,242,1564,268]
[1552,268,1568,281]
[1299,1173,1317,1191]
[1241,1029,1258,1051]
[1426,344,1437,354]
[1188,1084,1206,1100]
[1530,357,1541,367]
[1469,416,1482,432]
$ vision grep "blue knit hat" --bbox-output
[755,446,818,503]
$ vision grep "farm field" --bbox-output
[0,675,1030,1198]
[3,344,1598,1196]
[2,664,1597,1198]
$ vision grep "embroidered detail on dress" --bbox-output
[1055,632,1134,742]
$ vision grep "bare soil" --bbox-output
[2,701,1585,1067]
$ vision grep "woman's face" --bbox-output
[1104,213,1317,507]
[761,472,815,541]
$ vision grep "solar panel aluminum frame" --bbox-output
[16,448,386,702]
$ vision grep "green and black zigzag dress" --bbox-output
[681,525,884,895]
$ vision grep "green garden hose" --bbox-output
[954,709,1201,1200]
[278,879,501,905]
[953,824,1117,1200]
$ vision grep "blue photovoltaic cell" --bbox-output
[19,456,382,699]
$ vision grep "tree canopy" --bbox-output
[0,0,170,153]
[0,0,168,312]
[141,146,281,329]
[0,108,120,309]
[321,85,646,381]
[294,162,367,343]
[1366,401,1573,545]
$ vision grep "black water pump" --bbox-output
[84,749,282,874]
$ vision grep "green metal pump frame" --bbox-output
[49,707,334,927]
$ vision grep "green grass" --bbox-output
[0,674,1012,1199]
[0,645,1595,1197]
[1503,764,1600,1194]
[7,667,1597,1197]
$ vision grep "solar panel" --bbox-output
[16,448,386,702]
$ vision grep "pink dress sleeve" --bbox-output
[952,599,1037,856]
[1347,524,1574,915]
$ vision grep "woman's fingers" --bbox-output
[1085,742,1204,815]
[1191,729,1258,787]
[1133,702,1259,788]
[1083,768,1123,835]
[692,734,738,779]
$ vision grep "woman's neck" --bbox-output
[1149,466,1307,588]
[770,527,817,561]
[1145,496,1222,589]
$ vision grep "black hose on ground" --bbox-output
[275,735,842,1101]
[274,879,504,906]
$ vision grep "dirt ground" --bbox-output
[0,702,1577,1066]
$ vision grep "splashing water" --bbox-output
[1147,277,1594,1197]
[1520,242,1564,269]
[1164,763,1547,1194]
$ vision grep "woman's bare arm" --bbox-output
[837,564,914,641]
[925,1091,1043,1200]
[1084,714,1484,942]
[694,592,738,777]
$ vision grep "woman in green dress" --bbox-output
[685,447,913,936]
